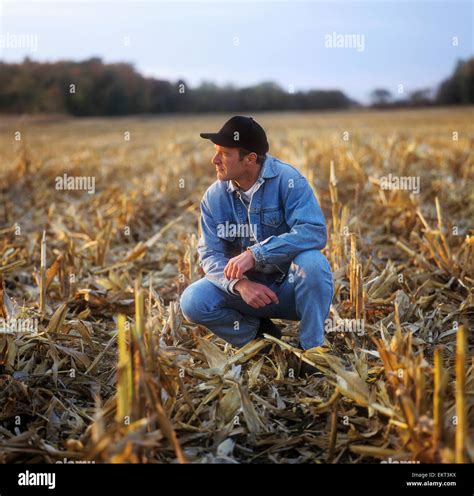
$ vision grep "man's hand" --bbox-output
[234,279,279,309]
[224,250,255,280]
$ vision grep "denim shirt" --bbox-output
[197,153,328,294]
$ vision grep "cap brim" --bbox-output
[199,132,237,147]
[199,132,220,140]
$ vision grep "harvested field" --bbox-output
[0,107,473,463]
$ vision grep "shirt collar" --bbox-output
[226,154,277,193]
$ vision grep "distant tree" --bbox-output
[437,58,474,104]
[409,88,433,106]
[370,88,392,106]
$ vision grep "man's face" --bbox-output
[211,145,246,181]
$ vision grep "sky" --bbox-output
[0,0,472,104]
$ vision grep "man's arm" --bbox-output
[197,194,242,295]
[249,175,327,266]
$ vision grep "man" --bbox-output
[180,116,333,359]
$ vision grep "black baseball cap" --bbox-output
[200,116,269,155]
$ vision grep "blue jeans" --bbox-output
[180,249,333,350]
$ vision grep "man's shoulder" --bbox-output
[201,179,229,205]
[266,154,306,182]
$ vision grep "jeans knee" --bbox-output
[180,279,222,324]
[179,284,202,324]
[292,250,332,286]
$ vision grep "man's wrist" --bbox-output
[247,245,265,267]
[246,247,257,266]
[234,277,249,293]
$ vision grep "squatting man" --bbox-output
[180,116,334,375]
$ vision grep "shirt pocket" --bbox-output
[261,207,284,228]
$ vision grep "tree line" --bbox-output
[370,58,474,108]
[0,57,354,115]
[0,57,472,115]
